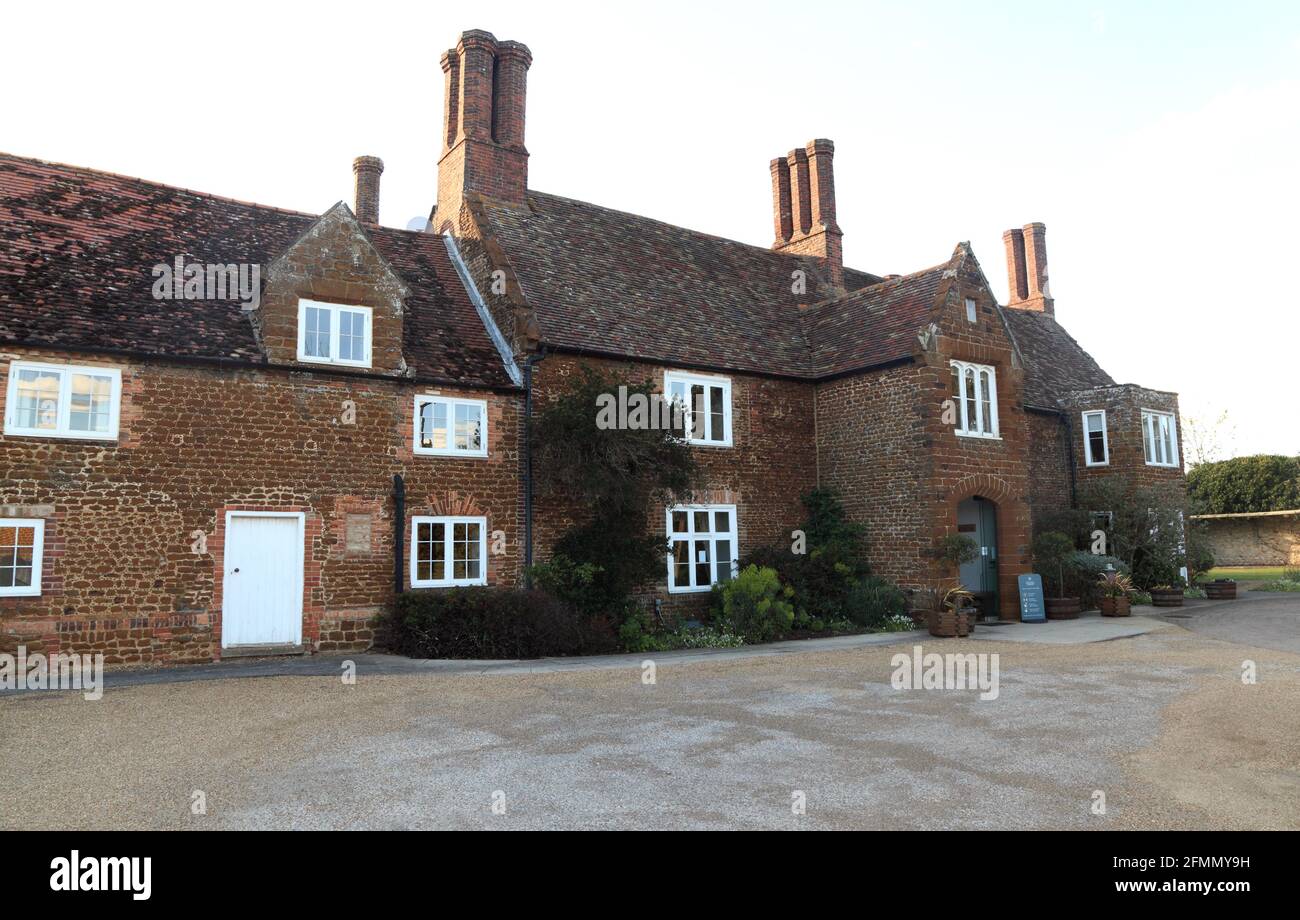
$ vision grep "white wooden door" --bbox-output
[222,513,304,648]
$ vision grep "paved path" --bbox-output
[2,613,1170,694]
[1152,590,1300,654]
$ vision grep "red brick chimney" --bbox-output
[1003,222,1053,313]
[771,139,843,287]
[352,156,383,224]
[435,29,532,234]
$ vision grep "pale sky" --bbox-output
[5,1,1297,460]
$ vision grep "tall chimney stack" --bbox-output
[352,156,383,225]
[1003,222,1053,314]
[771,139,844,287]
[435,30,532,235]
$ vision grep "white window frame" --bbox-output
[0,517,45,597]
[296,299,373,368]
[949,360,1000,439]
[409,515,488,588]
[3,361,121,441]
[664,371,733,447]
[1081,409,1110,467]
[1142,409,1179,468]
[964,297,978,324]
[665,503,739,594]
[412,395,489,458]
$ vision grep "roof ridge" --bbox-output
[0,150,319,220]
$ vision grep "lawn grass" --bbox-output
[1204,566,1297,582]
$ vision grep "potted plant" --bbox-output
[1204,578,1237,600]
[924,583,975,638]
[935,534,981,628]
[1033,531,1081,620]
[1150,584,1184,608]
[1097,569,1133,617]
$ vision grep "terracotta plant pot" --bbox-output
[1045,597,1081,620]
[1151,588,1184,608]
[1099,596,1131,617]
[1204,581,1237,600]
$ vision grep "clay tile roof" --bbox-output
[1002,308,1115,407]
[799,263,948,377]
[476,191,883,377]
[0,153,517,388]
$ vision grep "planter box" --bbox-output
[927,609,971,638]
[1204,581,1237,600]
[1099,596,1131,617]
[1046,597,1081,620]
[1151,588,1184,608]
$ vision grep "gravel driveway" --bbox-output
[2,620,1297,830]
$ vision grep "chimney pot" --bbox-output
[352,155,383,224]
[772,139,844,287]
[1004,222,1053,314]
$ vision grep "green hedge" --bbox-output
[387,587,618,660]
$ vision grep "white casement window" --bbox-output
[949,360,999,438]
[0,518,44,597]
[664,372,732,447]
[410,516,487,587]
[666,505,738,593]
[297,299,372,367]
[4,361,121,441]
[413,395,487,457]
[1082,410,1109,466]
[1142,409,1179,468]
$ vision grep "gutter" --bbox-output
[3,339,522,394]
[393,473,406,596]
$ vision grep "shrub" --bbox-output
[842,576,908,628]
[1033,531,1077,598]
[716,565,795,642]
[388,587,618,660]
[526,553,604,616]
[1066,551,1129,608]
[1257,579,1300,593]
[531,364,703,617]
[1187,455,1300,515]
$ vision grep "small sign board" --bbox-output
[1018,574,1046,623]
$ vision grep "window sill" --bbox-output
[295,355,373,370]
[954,431,1002,441]
[410,580,488,590]
[683,440,734,449]
[414,448,489,459]
[1084,461,1110,468]
[667,585,719,595]
[3,428,118,442]
[0,588,41,598]
[1144,462,1181,469]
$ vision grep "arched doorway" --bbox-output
[957,496,999,620]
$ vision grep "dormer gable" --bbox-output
[254,202,411,376]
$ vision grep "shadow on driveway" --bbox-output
[1152,590,1300,654]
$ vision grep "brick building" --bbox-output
[0,27,1185,662]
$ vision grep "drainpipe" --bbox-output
[393,473,406,595]
[522,348,549,588]
[1061,410,1079,507]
